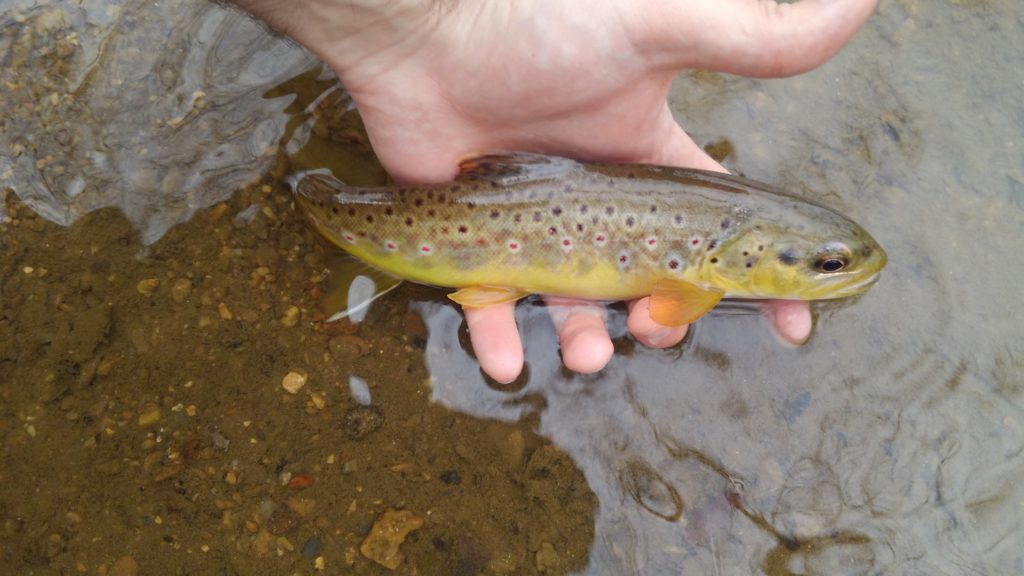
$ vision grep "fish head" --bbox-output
[703,204,887,300]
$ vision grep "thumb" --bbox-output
[625,0,878,77]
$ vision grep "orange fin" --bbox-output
[649,279,724,326]
[456,153,582,185]
[448,285,527,308]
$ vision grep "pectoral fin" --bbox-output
[649,279,724,326]
[448,285,528,308]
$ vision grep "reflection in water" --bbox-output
[0,0,315,243]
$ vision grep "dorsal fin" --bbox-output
[456,153,583,186]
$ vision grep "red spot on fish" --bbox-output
[691,238,700,245]
[563,239,571,247]
[594,234,607,246]
[645,237,658,249]
[420,244,433,254]
[508,240,522,253]
[385,241,397,251]
[548,227,558,235]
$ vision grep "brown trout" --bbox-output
[295,153,886,325]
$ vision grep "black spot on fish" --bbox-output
[564,184,573,193]
[437,193,446,203]
[605,206,615,216]
[348,208,356,217]
[426,191,434,199]
[405,217,414,226]
[862,245,873,257]
[742,251,748,256]
[366,215,374,223]
[548,227,558,235]
[458,225,468,234]
[384,207,393,216]
[674,214,684,225]
[490,210,500,219]
[778,249,800,266]
[708,239,718,250]
[576,223,584,232]
[414,198,424,207]
[710,257,719,264]
[513,214,522,223]
[758,245,764,252]
[625,216,635,227]
[427,209,436,217]
[668,259,680,270]
[331,206,339,214]
[533,212,542,222]
[591,216,599,225]
[553,207,563,216]
[650,206,658,214]
[721,218,732,229]
[467,201,477,209]
[579,205,588,215]
[627,172,636,179]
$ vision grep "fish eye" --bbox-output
[814,256,847,273]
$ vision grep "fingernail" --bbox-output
[646,327,674,347]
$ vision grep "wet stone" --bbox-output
[265,505,300,535]
[170,278,192,303]
[344,405,383,440]
[359,509,424,570]
[439,470,462,485]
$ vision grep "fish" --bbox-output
[294,153,886,326]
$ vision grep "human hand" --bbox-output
[237,0,877,383]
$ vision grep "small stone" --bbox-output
[439,470,462,485]
[282,371,307,394]
[303,536,322,559]
[344,405,384,440]
[170,278,192,303]
[281,305,300,327]
[359,509,424,570]
[286,497,316,517]
[218,302,233,320]
[136,278,159,296]
[535,542,563,573]
[266,506,300,535]
[137,407,161,426]
[109,555,139,576]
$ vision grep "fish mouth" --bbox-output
[826,270,883,299]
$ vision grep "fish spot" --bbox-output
[385,240,398,251]
[548,226,558,236]
[690,236,702,246]
[708,239,718,250]
[617,250,632,271]
[644,236,658,250]
[331,206,339,214]
[721,217,732,229]
[507,240,522,253]
[576,223,584,232]
[513,214,522,223]
[778,249,800,266]
[405,217,415,226]
[457,225,469,234]
[649,206,658,214]
[666,254,685,272]
[579,205,589,215]
[605,206,615,216]
[710,257,719,264]
[624,215,636,228]
[426,191,435,200]
[673,214,685,227]
[552,206,563,216]
[437,193,446,203]
[365,215,374,223]
[348,208,356,217]
[427,209,436,217]
[561,238,573,252]
[563,184,573,193]
[414,198,424,207]
[490,210,500,220]
[384,207,394,216]
[342,232,356,243]
[467,201,477,209]
[593,234,608,247]
[419,243,434,255]
[532,212,542,222]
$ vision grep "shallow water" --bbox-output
[2,0,1022,575]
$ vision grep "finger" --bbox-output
[762,299,813,344]
[463,302,524,384]
[545,297,615,374]
[627,297,689,348]
[625,0,878,77]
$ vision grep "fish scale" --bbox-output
[295,153,886,324]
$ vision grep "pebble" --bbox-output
[218,302,233,320]
[136,278,159,296]
[534,542,563,573]
[344,405,383,440]
[281,371,307,394]
[359,509,424,570]
[109,555,138,576]
[303,536,322,559]
[281,305,300,327]
[266,506,299,535]
[170,278,192,303]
